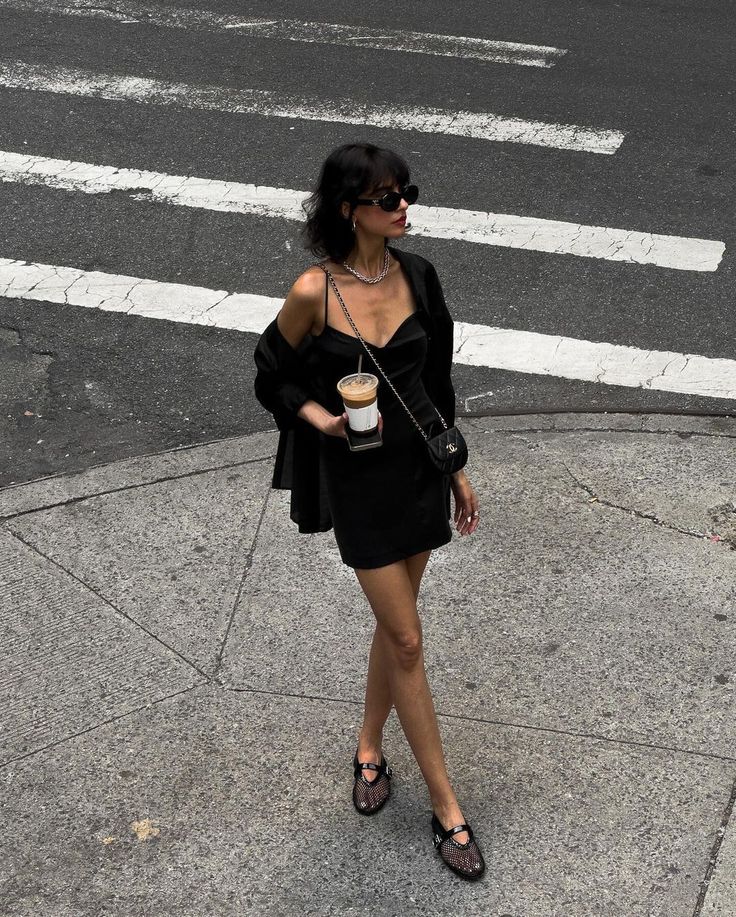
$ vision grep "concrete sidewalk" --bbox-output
[1,413,735,917]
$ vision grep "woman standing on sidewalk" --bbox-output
[253,142,485,880]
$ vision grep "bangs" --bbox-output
[301,142,412,260]
[343,146,410,201]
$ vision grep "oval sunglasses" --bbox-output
[354,184,419,212]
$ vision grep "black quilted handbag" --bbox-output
[425,418,469,475]
[322,266,468,476]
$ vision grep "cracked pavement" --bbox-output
[1,412,735,916]
[1,1,736,909]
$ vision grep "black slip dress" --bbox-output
[312,270,452,569]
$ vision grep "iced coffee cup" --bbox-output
[337,372,379,434]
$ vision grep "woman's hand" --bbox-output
[450,470,480,536]
[322,412,349,438]
[321,411,383,438]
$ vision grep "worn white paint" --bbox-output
[0,61,623,154]
[0,257,282,331]
[0,151,724,271]
[2,258,734,401]
[408,206,724,271]
[0,150,306,219]
[452,321,736,400]
[0,0,567,67]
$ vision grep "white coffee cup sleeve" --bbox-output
[345,402,378,432]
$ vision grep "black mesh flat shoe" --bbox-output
[352,749,393,815]
[431,812,486,880]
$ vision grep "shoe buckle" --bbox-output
[386,765,393,778]
[433,832,442,848]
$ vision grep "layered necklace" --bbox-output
[342,248,390,284]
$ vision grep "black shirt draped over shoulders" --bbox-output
[252,246,456,534]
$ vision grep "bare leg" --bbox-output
[356,551,430,777]
[355,625,392,782]
[356,551,432,781]
[354,554,469,842]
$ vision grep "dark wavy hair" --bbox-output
[302,143,410,261]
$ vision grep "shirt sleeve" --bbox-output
[424,262,457,427]
[253,318,313,431]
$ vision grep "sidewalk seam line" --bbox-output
[691,773,736,916]
[0,683,205,770]
[212,487,272,681]
[4,528,213,681]
[0,455,275,521]
[0,427,278,490]
[220,685,736,764]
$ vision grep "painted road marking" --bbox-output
[0,61,623,154]
[2,258,734,401]
[0,152,723,271]
[452,321,736,400]
[0,257,283,329]
[0,0,568,67]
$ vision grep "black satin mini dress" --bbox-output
[312,295,452,570]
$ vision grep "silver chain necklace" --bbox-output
[341,248,390,284]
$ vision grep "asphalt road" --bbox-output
[0,0,734,486]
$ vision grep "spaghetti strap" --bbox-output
[324,268,329,325]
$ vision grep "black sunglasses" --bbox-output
[354,184,419,212]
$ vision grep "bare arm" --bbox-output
[276,268,322,349]
[276,268,348,438]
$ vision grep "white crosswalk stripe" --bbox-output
[0,6,730,412]
[0,61,625,154]
[2,257,734,400]
[0,257,281,329]
[0,0,568,67]
[0,151,723,271]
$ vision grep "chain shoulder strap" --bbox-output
[318,264,448,442]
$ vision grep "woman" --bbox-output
[253,143,485,880]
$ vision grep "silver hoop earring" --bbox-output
[352,218,357,232]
